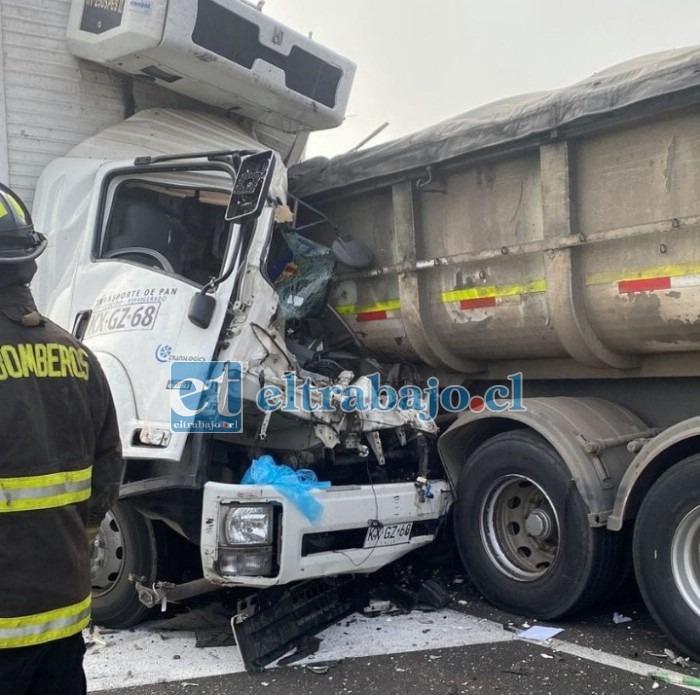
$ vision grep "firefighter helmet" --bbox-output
[0,184,47,263]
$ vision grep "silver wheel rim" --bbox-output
[480,474,560,581]
[91,510,125,597]
[671,505,700,618]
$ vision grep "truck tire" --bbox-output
[633,456,700,662]
[90,501,158,629]
[453,430,623,619]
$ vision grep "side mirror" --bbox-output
[226,150,276,223]
[188,292,216,329]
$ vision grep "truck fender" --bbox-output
[608,416,700,530]
[438,397,647,526]
[92,350,138,447]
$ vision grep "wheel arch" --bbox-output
[608,417,700,531]
[438,397,646,525]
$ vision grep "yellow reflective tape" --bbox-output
[586,262,700,286]
[0,488,92,513]
[0,466,91,491]
[0,596,91,648]
[0,616,92,648]
[0,200,7,219]
[0,595,91,630]
[336,299,402,315]
[441,280,547,304]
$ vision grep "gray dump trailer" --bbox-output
[289,46,700,660]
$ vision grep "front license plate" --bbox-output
[363,522,413,548]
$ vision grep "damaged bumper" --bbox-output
[200,479,452,586]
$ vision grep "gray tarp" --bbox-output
[289,46,700,197]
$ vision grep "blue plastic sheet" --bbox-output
[241,455,330,523]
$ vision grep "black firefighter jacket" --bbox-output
[0,285,123,648]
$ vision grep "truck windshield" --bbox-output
[98,180,230,286]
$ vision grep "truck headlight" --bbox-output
[224,505,272,545]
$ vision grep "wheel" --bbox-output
[634,455,700,662]
[90,501,158,628]
[453,429,624,619]
[103,246,174,273]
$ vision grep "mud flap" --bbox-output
[232,577,364,672]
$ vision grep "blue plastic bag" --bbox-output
[241,455,330,524]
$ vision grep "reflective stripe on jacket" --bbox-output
[0,596,92,648]
[0,467,92,512]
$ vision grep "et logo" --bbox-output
[169,361,242,432]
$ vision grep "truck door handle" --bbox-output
[72,310,92,340]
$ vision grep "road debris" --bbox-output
[517,626,564,642]
[612,612,633,625]
[379,568,451,612]
[232,577,361,672]
[501,663,529,676]
[664,648,691,668]
[645,648,691,668]
[363,599,401,617]
[306,664,330,675]
[85,624,108,649]
[277,637,322,666]
[194,629,236,648]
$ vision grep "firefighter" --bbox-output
[0,184,123,695]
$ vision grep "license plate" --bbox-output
[363,522,412,548]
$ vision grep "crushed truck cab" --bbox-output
[34,108,452,626]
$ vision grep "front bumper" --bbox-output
[200,479,452,587]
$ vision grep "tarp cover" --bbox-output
[289,46,700,197]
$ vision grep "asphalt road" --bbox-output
[93,553,696,695]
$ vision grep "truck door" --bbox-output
[68,164,242,457]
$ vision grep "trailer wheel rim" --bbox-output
[671,505,700,619]
[480,474,560,581]
[90,510,125,597]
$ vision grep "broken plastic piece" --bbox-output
[195,629,236,648]
[386,575,450,613]
[612,612,632,624]
[232,577,362,672]
[663,648,690,668]
[276,636,321,666]
[416,578,450,610]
